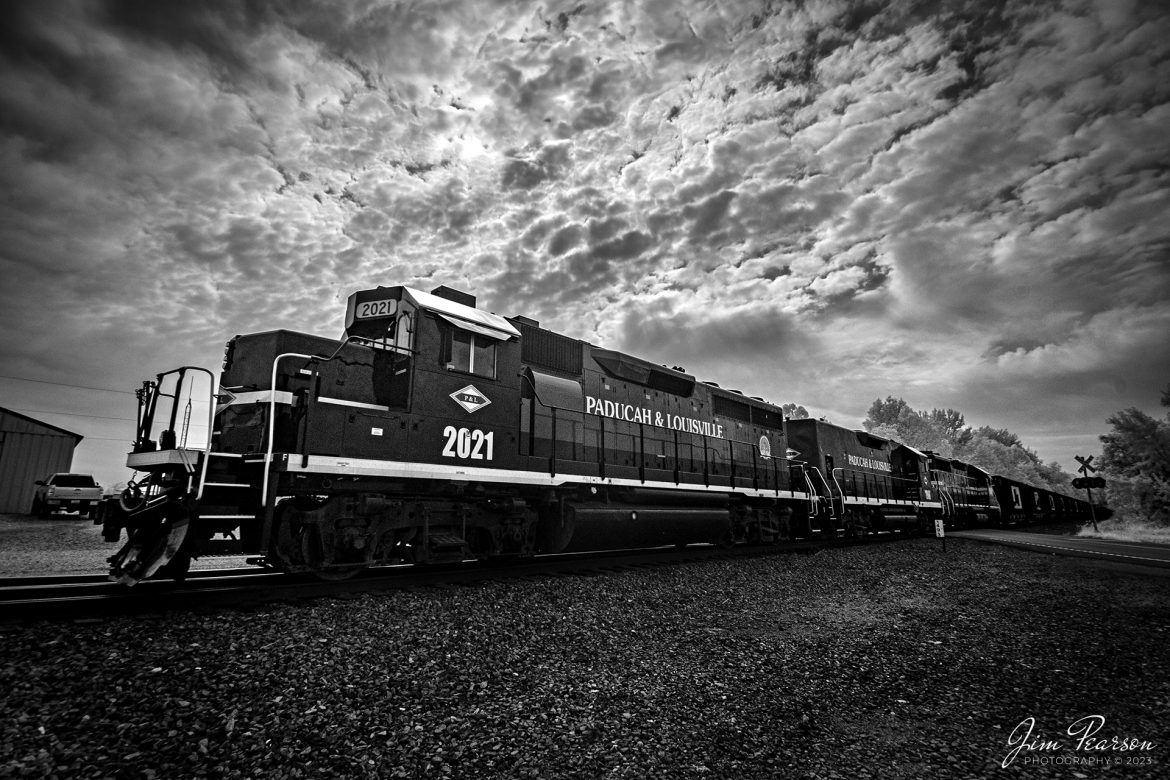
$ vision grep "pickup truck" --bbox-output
[31,473,103,518]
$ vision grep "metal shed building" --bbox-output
[0,406,83,514]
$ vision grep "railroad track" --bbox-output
[0,532,910,623]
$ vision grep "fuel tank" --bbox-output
[538,487,731,552]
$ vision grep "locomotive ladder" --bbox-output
[194,451,262,553]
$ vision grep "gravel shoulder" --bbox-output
[2,534,1168,779]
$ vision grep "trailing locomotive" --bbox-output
[99,284,1101,584]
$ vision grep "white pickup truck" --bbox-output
[31,473,103,518]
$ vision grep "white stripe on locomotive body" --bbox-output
[270,454,931,510]
[276,453,811,501]
[839,495,943,510]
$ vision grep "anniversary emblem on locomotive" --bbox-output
[99,284,1099,584]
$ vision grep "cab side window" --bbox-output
[446,328,497,379]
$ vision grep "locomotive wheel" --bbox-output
[270,500,365,580]
[300,527,366,580]
[270,502,305,574]
[844,515,863,541]
[845,511,872,541]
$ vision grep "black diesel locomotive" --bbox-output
[101,285,1099,584]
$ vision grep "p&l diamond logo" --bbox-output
[450,384,491,414]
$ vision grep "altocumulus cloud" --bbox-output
[0,0,1167,482]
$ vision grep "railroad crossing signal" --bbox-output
[1073,455,1102,533]
[1075,454,1097,474]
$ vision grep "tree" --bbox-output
[782,403,809,420]
[863,397,954,455]
[960,436,1038,483]
[973,426,1021,449]
[1099,386,1170,525]
[929,408,972,449]
[1100,408,1168,478]
[863,397,914,430]
[957,429,1074,495]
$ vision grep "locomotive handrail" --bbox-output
[827,468,845,516]
[830,467,851,501]
[806,466,835,503]
[135,366,216,454]
[831,468,923,506]
[192,367,221,500]
[798,465,827,520]
[132,366,217,498]
[263,352,316,506]
[261,339,368,505]
[550,406,558,477]
[518,370,583,478]
[938,486,955,516]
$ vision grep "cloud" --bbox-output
[0,0,1168,485]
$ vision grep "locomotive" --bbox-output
[100,284,1099,584]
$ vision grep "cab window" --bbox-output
[447,329,496,379]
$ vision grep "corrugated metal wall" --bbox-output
[0,410,79,513]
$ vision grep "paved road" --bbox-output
[952,529,1170,571]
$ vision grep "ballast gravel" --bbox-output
[2,538,1168,779]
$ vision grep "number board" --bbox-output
[354,297,398,320]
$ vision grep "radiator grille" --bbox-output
[518,323,583,375]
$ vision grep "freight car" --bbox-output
[991,474,1098,527]
[98,284,1101,584]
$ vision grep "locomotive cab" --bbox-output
[104,285,532,583]
[224,285,529,576]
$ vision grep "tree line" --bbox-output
[858,397,1077,497]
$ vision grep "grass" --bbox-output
[1075,514,1170,544]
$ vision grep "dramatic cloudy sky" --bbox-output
[1,0,1168,487]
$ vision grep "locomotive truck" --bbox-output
[99,284,1097,584]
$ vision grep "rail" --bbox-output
[2,536,900,621]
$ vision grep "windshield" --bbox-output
[51,474,96,487]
